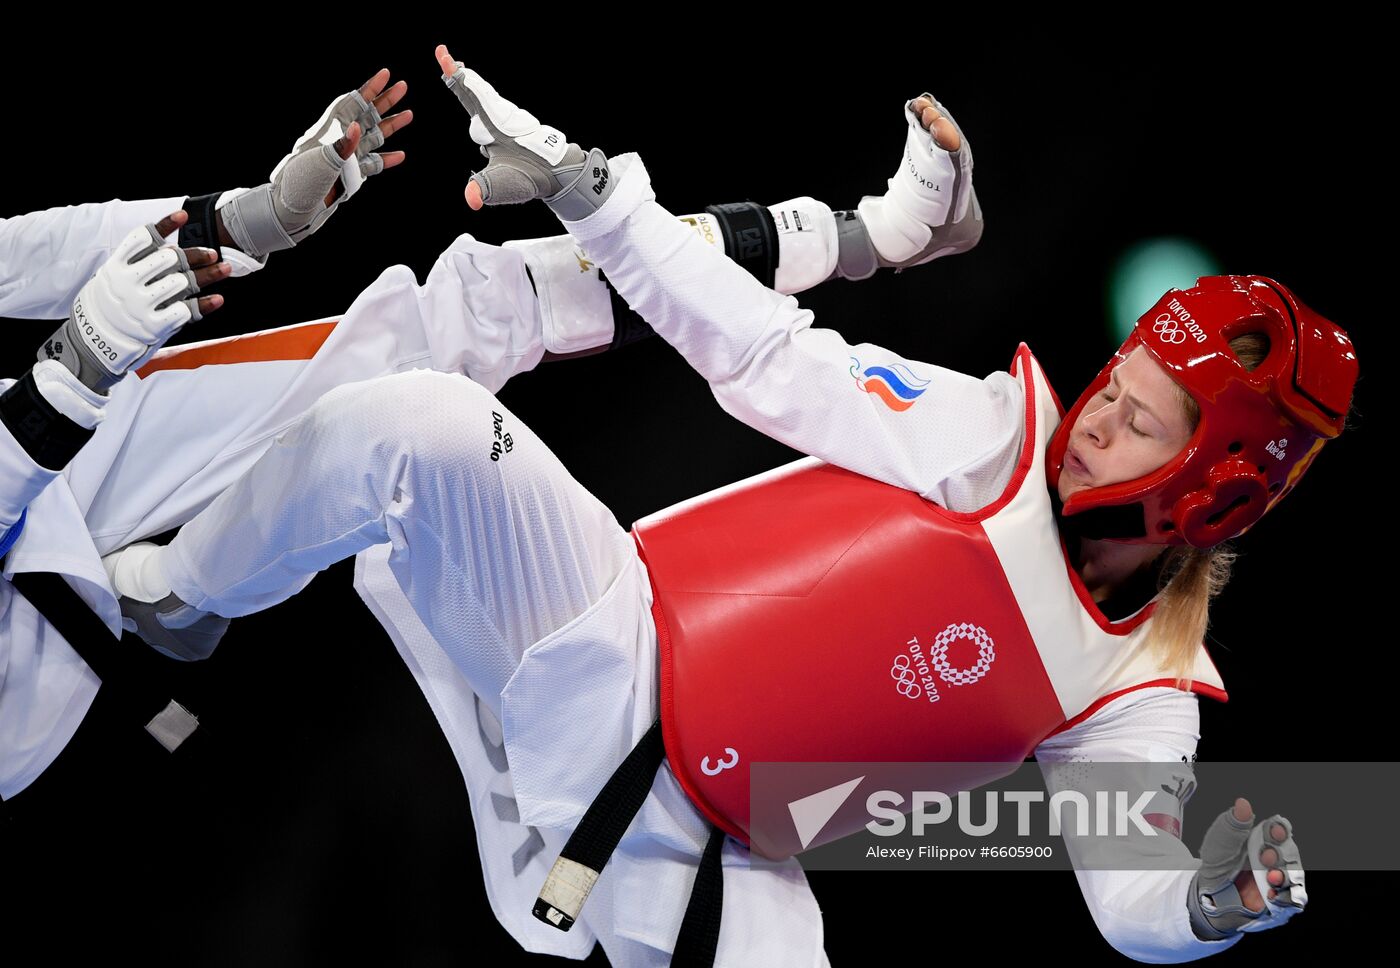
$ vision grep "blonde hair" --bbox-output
[1147,333,1269,689]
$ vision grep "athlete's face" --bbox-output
[1057,346,1196,503]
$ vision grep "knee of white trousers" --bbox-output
[302,369,504,491]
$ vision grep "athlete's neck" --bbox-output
[1073,536,1166,604]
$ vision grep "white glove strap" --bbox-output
[31,359,107,429]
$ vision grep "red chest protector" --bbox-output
[630,345,1227,856]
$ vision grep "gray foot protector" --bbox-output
[441,63,614,221]
[119,593,231,662]
[221,90,387,258]
[1188,807,1308,939]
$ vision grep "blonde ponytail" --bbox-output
[1148,543,1237,689]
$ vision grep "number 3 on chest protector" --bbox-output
[700,747,739,776]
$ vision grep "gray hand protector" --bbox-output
[835,93,984,281]
[1187,806,1308,940]
[41,224,203,392]
[220,90,387,258]
[442,63,614,221]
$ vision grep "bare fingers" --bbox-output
[333,116,409,177]
[1262,820,1290,899]
[176,245,231,290]
[154,224,227,319]
[153,210,189,239]
[378,108,413,142]
[357,69,408,120]
[911,95,961,152]
[359,68,391,102]
[191,260,232,289]
[333,121,363,162]
[182,245,219,269]
[372,79,407,116]
[435,44,458,75]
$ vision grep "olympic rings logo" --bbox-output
[891,654,923,699]
[931,623,996,686]
[1153,313,1187,345]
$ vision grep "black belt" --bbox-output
[1,570,205,814]
[533,719,726,967]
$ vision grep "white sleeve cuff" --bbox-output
[556,152,656,244]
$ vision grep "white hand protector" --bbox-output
[220,89,387,258]
[1188,806,1308,939]
[441,62,615,220]
[40,224,203,392]
[842,94,983,278]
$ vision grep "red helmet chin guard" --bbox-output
[1045,275,1358,548]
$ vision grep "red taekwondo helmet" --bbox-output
[1046,275,1358,548]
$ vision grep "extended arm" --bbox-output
[488,86,982,364]
[1035,688,1242,962]
[2,213,229,548]
[442,56,1017,510]
[559,154,1020,510]
[0,69,414,546]
[0,197,212,320]
[0,66,412,322]
[1034,688,1303,962]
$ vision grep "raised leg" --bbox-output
[161,368,637,706]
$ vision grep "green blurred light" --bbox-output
[1107,238,1220,342]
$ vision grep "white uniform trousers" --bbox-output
[88,235,829,965]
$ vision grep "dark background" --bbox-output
[1,25,1386,966]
